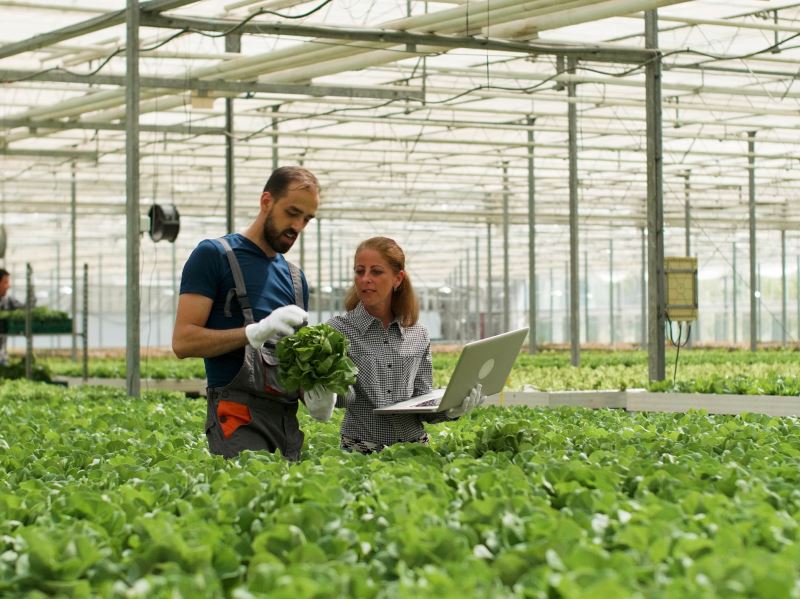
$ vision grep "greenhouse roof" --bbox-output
[1,0,799,291]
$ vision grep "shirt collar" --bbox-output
[351,301,406,338]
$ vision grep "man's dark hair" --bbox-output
[263,166,320,199]
[0,269,8,279]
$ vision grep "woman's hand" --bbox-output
[446,383,485,418]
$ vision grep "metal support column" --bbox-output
[583,250,589,343]
[564,261,570,344]
[475,236,480,339]
[71,161,78,361]
[82,263,88,381]
[328,230,334,316]
[459,260,465,344]
[748,131,757,351]
[502,162,510,333]
[549,268,554,342]
[316,219,322,323]
[758,264,762,342]
[171,242,177,325]
[684,172,691,256]
[125,0,141,397]
[527,116,537,352]
[645,10,666,381]
[782,230,787,346]
[338,244,343,311]
[24,263,32,379]
[733,242,738,344]
[299,158,306,271]
[567,57,580,366]
[609,239,614,346]
[486,221,493,337]
[722,275,728,342]
[684,171,692,347]
[97,253,103,348]
[640,227,647,348]
[464,248,472,337]
[272,105,280,170]
[224,34,240,234]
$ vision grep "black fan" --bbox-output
[148,204,180,243]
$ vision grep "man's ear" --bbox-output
[260,191,273,211]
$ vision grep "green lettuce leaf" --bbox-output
[276,324,358,395]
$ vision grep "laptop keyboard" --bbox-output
[414,398,440,407]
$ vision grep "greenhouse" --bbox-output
[2,0,800,596]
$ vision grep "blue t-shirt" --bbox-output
[179,233,309,388]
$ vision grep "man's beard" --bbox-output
[262,212,296,254]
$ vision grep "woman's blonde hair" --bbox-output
[344,236,419,326]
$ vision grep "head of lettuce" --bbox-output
[276,324,358,397]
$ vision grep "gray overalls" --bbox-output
[204,237,306,460]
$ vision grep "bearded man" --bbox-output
[173,166,323,460]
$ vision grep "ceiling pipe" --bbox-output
[484,0,688,38]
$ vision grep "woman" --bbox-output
[327,236,484,454]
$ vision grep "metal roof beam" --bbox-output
[0,147,97,159]
[0,117,222,135]
[0,0,199,60]
[138,13,655,63]
[0,69,424,100]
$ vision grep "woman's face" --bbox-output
[354,248,404,314]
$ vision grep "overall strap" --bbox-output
[216,237,256,325]
[286,261,306,310]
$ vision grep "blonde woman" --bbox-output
[326,236,484,454]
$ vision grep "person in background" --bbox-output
[172,166,329,460]
[0,268,25,365]
[321,236,484,454]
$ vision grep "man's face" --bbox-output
[261,185,319,254]
[0,275,9,298]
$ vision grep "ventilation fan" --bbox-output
[148,204,180,243]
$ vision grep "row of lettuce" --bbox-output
[3,381,800,597]
[10,347,800,395]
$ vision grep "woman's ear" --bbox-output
[394,270,405,291]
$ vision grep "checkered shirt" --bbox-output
[327,302,450,448]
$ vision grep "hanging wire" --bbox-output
[667,318,692,385]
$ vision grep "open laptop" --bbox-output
[373,327,529,414]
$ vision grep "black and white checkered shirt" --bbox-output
[327,302,450,447]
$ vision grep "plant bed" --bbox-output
[3,382,800,596]
[0,307,73,335]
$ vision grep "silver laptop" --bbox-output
[373,327,529,414]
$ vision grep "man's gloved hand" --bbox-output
[446,383,485,418]
[304,386,336,422]
[244,305,307,349]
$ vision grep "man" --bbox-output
[173,166,335,460]
[0,268,24,365]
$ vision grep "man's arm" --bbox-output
[172,293,247,359]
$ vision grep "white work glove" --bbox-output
[245,305,307,349]
[304,386,336,422]
[446,383,485,418]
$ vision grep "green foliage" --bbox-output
[4,384,800,596]
[0,358,51,382]
[42,356,206,380]
[0,306,70,322]
[39,348,800,396]
[276,324,358,395]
